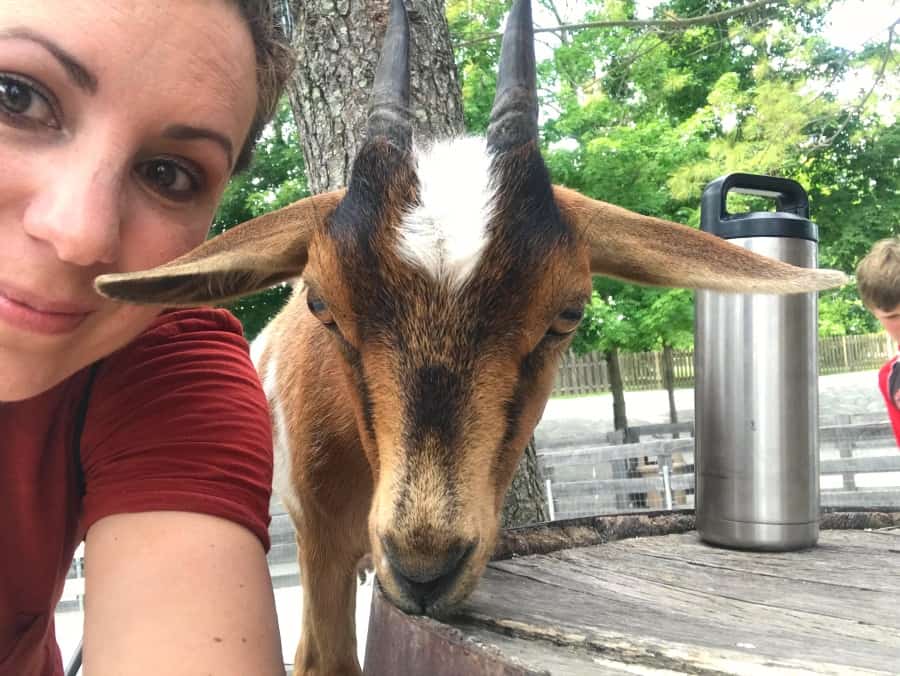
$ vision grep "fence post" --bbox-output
[660,454,673,510]
[544,479,555,522]
[833,414,857,492]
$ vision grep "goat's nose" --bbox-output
[381,537,476,609]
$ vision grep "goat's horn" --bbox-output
[487,0,538,151]
[367,0,412,151]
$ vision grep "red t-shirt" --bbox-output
[878,353,900,447]
[0,308,274,676]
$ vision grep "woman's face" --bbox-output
[0,1,257,401]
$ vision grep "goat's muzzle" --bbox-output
[376,534,481,616]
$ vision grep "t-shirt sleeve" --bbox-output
[79,309,274,550]
[879,357,900,448]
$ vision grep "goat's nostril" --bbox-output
[381,538,477,608]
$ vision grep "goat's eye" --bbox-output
[547,308,584,338]
[306,294,335,325]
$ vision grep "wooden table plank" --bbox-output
[364,583,548,676]
[548,544,899,627]
[454,619,886,675]
[596,531,900,592]
[455,530,900,673]
[366,514,900,675]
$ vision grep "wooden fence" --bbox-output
[539,420,900,521]
[553,332,894,396]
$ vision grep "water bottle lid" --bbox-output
[701,173,818,242]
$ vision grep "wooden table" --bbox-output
[364,511,900,675]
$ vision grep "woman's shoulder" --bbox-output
[79,307,274,551]
[132,307,247,344]
[90,307,263,413]
[100,307,251,372]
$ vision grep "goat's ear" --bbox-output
[553,185,847,293]
[95,190,345,306]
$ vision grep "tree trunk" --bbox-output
[501,438,549,528]
[662,343,679,437]
[606,348,628,431]
[287,0,465,193]
[287,0,546,527]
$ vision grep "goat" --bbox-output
[96,1,846,673]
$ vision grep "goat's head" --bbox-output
[96,0,845,617]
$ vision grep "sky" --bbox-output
[821,0,899,50]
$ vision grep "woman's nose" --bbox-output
[23,161,124,267]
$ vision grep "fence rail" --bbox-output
[553,333,894,396]
[539,421,900,521]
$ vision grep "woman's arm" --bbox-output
[83,511,284,676]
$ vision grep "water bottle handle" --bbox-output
[701,173,810,233]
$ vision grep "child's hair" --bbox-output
[856,237,900,311]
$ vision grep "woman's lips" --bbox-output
[0,285,94,335]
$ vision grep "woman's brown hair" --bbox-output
[232,0,295,172]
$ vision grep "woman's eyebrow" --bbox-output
[162,124,234,169]
[0,27,98,94]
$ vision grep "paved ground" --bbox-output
[535,369,886,447]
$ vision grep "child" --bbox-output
[856,237,900,446]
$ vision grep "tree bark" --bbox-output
[662,344,679,436]
[287,0,465,193]
[606,348,628,431]
[501,438,549,528]
[287,0,546,527]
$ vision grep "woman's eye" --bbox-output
[137,159,202,201]
[547,307,584,338]
[0,75,59,129]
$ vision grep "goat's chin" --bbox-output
[375,548,491,618]
[423,567,483,618]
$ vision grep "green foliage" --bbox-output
[217,2,898,348]
[571,283,694,355]
[212,100,309,340]
[446,0,512,133]
[818,284,878,337]
[454,0,898,353]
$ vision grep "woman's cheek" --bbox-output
[118,210,212,274]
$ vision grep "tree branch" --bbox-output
[809,18,898,152]
[455,0,788,48]
[538,0,570,44]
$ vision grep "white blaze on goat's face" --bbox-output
[396,137,495,285]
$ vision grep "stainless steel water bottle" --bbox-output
[695,173,819,551]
